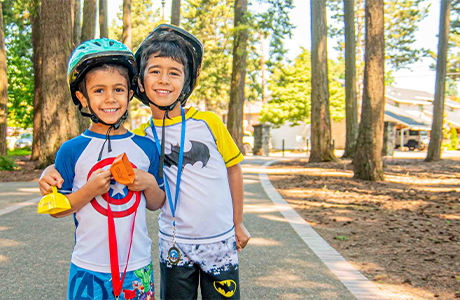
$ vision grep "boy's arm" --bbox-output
[51,169,112,218]
[126,169,165,211]
[227,163,250,251]
[39,164,64,195]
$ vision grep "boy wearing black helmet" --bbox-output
[50,38,165,300]
[40,25,250,300]
[133,24,250,300]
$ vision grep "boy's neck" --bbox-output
[150,103,184,120]
[88,123,128,135]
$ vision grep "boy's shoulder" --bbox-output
[58,133,91,154]
[129,131,159,157]
[188,107,223,125]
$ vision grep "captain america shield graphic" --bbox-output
[87,157,141,218]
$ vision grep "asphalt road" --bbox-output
[0,157,357,300]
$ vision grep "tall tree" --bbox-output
[182,0,234,111]
[310,0,335,162]
[353,0,385,181]
[426,0,452,162]
[39,0,79,166]
[81,0,97,42]
[99,0,108,38]
[342,0,358,158]
[171,0,181,26]
[0,2,7,157]
[227,0,248,152]
[73,0,82,46]
[122,0,132,49]
[31,0,42,160]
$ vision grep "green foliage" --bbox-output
[2,0,34,129]
[182,0,234,110]
[327,0,430,70]
[260,49,345,126]
[109,0,161,52]
[7,148,31,156]
[334,236,348,241]
[449,128,458,150]
[0,155,17,171]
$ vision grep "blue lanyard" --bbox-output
[150,107,185,227]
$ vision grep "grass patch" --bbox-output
[7,148,31,156]
[0,156,17,171]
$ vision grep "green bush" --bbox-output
[0,155,17,171]
[7,148,31,156]
[450,128,459,150]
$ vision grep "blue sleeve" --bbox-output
[55,142,76,195]
[132,135,164,191]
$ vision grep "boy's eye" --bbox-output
[115,88,125,93]
[149,69,160,74]
[170,71,180,76]
[94,88,104,93]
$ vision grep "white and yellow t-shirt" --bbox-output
[133,106,244,244]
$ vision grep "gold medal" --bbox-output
[168,246,181,265]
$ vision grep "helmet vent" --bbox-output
[78,45,86,49]
[109,41,114,46]
[93,41,102,47]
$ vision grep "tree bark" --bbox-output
[426,0,451,162]
[352,0,385,181]
[31,0,42,160]
[0,2,8,157]
[309,0,335,162]
[81,0,97,43]
[99,0,108,38]
[171,0,181,26]
[73,0,82,47]
[227,0,248,153]
[342,0,358,158]
[39,0,79,167]
[122,0,132,49]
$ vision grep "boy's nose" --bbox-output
[159,73,170,84]
[106,90,116,102]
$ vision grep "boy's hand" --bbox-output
[39,165,64,195]
[235,222,250,252]
[86,169,112,198]
[126,169,156,192]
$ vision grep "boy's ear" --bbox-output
[129,90,134,99]
[138,77,144,92]
[75,91,88,108]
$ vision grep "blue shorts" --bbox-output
[68,262,155,300]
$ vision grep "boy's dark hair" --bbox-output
[139,32,189,84]
[78,63,130,94]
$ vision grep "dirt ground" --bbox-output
[0,156,42,182]
[268,157,460,300]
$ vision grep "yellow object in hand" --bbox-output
[37,186,71,214]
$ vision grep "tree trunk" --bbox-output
[0,2,8,157]
[171,0,181,26]
[73,0,82,47]
[99,0,108,38]
[342,0,358,158]
[309,0,335,162]
[122,0,132,49]
[39,0,79,167]
[227,0,248,153]
[81,0,97,42]
[31,0,42,160]
[352,0,385,181]
[426,0,451,162]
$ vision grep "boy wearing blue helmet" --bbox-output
[52,38,165,300]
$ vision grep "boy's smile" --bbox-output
[76,68,132,134]
[140,55,186,110]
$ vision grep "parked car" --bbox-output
[14,133,33,149]
[243,131,254,153]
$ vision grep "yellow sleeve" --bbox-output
[196,111,243,167]
[132,120,150,136]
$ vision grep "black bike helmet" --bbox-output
[134,24,203,110]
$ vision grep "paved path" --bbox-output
[0,157,386,299]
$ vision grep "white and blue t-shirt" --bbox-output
[55,129,164,273]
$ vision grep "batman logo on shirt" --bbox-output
[164,140,210,171]
[213,280,237,297]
